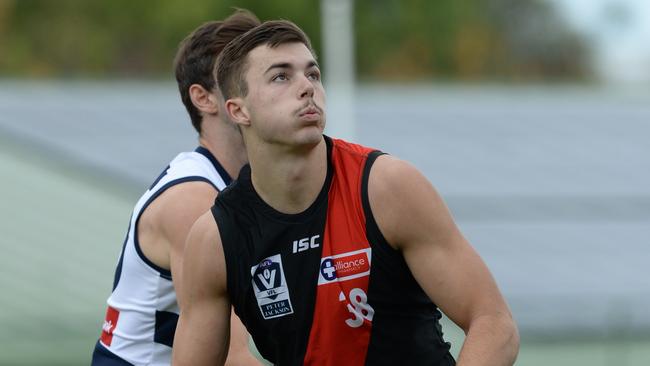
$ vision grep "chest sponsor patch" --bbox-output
[100,306,120,346]
[318,248,371,285]
[251,254,294,320]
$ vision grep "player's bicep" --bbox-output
[403,229,503,332]
[368,156,506,331]
[160,182,218,307]
[172,211,230,365]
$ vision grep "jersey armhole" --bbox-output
[135,177,218,278]
[360,151,396,253]
[210,204,239,314]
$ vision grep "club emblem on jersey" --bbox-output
[318,248,371,285]
[251,254,294,320]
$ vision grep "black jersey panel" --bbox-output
[361,151,456,365]
[214,143,333,366]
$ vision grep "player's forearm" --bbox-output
[172,321,226,365]
[456,312,519,366]
[224,352,264,366]
[225,309,262,365]
[172,303,230,365]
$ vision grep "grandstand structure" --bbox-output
[1,81,649,365]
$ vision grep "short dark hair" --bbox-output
[173,9,260,134]
[216,20,315,101]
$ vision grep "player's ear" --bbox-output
[189,84,219,115]
[225,98,251,127]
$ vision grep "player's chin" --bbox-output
[294,125,324,146]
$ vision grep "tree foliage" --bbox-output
[0,0,591,81]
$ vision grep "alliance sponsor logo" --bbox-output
[251,254,294,319]
[318,248,371,285]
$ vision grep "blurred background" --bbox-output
[1,0,649,365]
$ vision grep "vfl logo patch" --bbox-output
[251,254,294,320]
[318,248,371,285]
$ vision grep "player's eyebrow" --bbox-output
[264,60,320,75]
[264,62,292,75]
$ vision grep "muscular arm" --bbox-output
[141,183,261,365]
[148,182,218,309]
[172,211,231,365]
[368,155,519,366]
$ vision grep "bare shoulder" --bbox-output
[156,181,218,225]
[367,155,457,250]
[368,154,426,193]
[184,210,228,293]
[187,209,221,248]
[155,182,218,248]
[140,181,217,235]
[138,181,218,270]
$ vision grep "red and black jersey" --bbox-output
[213,136,455,366]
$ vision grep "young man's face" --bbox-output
[240,41,326,148]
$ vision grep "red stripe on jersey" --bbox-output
[303,139,375,366]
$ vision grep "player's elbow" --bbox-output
[466,310,520,365]
[492,311,520,364]
[502,315,520,364]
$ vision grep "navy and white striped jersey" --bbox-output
[92,147,231,366]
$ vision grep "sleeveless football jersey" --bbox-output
[92,147,231,366]
[214,137,455,366]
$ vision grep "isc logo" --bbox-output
[292,235,320,253]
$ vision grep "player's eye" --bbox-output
[272,73,288,82]
[307,70,321,81]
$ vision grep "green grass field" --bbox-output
[1,144,648,365]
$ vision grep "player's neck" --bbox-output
[198,118,247,180]
[249,138,327,215]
